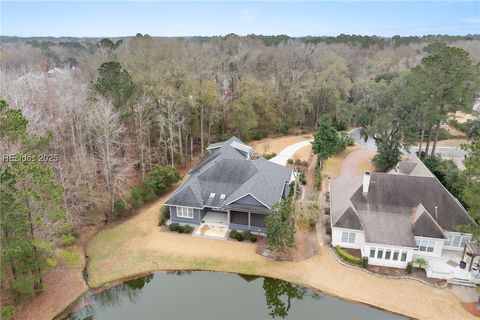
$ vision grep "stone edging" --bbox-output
[328,247,448,289]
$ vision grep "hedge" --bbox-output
[335,245,362,265]
[230,230,257,243]
[169,223,194,234]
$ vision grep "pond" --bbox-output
[64,271,405,320]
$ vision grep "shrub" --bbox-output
[406,262,413,273]
[57,223,79,239]
[1,306,15,320]
[158,206,170,226]
[253,129,267,140]
[415,258,428,268]
[58,234,75,247]
[314,160,322,190]
[182,225,194,234]
[169,223,182,232]
[287,158,294,164]
[299,172,307,185]
[129,185,143,209]
[140,178,157,202]
[362,257,369,268]
[263,152,277,160]
[336,245,362,265]
[326,226,332,235]
[112,198,127,218]
[230,230,245,241]
[243,231,258,243]
[168,223,193,234]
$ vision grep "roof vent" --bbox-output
[363,172,371,193]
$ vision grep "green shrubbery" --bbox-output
[112,165,181,219]
[298,172,307,185]
[335,245,363,265]
[230,230,258,242]
[1,306,15,320]
[58,234,75,247]
[158,206,170,226]
[129,186,143,209]
[294,159,309,167]
[263,152,277,160]
[362,257,369,268]
[168,223,194,234]
[313,159,322,190]
[287,158,294,164]
[406,262,413,273]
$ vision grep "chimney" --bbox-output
[363,172,371,193]
[434,206,438,221]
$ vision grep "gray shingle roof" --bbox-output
[166,137,292,211]
[333,207,363,230]
[330,166,475,247]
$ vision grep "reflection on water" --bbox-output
[64,272,404,320]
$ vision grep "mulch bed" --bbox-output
[367,265,447,286]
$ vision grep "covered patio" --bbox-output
[462,242,480,272]
[419,249,480,285]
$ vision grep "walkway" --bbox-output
[269,139,313,165]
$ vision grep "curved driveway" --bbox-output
[269,139,313,165]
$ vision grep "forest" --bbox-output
[0,34,479,307]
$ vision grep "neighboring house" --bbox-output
[165,137,293,233]
[330,155,476,275]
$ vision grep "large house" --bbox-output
[165,137,293,233]
[330,155,477,283]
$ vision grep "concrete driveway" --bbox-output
[269,139,313,166]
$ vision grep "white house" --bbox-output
[330,155,478,284]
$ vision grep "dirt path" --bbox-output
[85,196,474,320]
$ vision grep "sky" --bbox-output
[1,1,479,37]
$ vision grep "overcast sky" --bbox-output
[1,1,479,37]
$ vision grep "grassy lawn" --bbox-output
[357,152,375,176]
[321,145,360,178]
[292,144,313,162]
[251,133,313,155]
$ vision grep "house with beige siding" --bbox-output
[330,155,478,285]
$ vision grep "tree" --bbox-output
[311,116,340,163]
[94,61,136,111]
[263,278,308,318]
[265,200,295,254]
[460,135,480,239]
[0,101,65,302]
[411,47,478,157]
[372,139,402,172]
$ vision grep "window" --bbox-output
[445,234,472,248]
[377,249,384,259]
[341,231,356,244]
[385,250,391,260]
[415,240,435,253]
[460,236,471,247]
[393,251,399,261]
[445,235,453,246]
[369,248,375,258]
[401,251,407,262]
[177,206,194,219]
[209,193,215,198]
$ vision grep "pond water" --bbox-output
[64,271,405,320]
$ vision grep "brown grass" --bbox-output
[251,134,313,155]
[292,145,313,162]
[321,145,360,179]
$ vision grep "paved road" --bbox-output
[349,127,467,158]
[269,140,313,166]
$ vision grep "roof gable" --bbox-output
[333,207,363,230]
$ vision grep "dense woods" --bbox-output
[1,34,479,306]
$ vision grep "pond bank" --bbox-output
[84,193,473,320]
